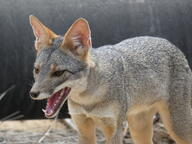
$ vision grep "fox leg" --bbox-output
[101,120,123,144]
[109,125,124,144]
[101,125,115,144]
[127,106,156,144]
[71,114,96,144]
[100,120,123,144]
[157,100,192,144]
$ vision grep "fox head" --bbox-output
[29,15,94,118]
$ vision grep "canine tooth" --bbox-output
[42,109,46,113]
[60,92,64,96]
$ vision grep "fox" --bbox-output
[29,15,192,144]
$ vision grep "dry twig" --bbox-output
[0,85,15,101]
[38,115,58,143]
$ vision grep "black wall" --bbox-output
[0,0,192,119]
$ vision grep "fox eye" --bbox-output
[52,70,65,77]
[34,67,40,74]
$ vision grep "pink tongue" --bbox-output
[45,87,71,117]
[45,89,64,116]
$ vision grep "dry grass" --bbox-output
[0,119,176,144]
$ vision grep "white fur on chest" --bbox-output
[69,84,108,105]
[68,98,120,119]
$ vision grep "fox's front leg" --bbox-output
[109,126,124,144]
[71,114,96,144]
[101,122,123,144]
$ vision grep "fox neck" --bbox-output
[69,56,108,106]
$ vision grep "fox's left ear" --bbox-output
[61,18,92,61]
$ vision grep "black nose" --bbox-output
[30,91,40,98]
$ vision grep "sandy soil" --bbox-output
[0,119,175,144]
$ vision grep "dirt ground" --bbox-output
[0,119,175,144]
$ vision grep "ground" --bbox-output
[0,119,175,144]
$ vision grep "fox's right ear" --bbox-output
[29,15,57,51]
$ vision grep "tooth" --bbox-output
[60,91,64,96]
[42,109,46,113]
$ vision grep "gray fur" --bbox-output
[69,36,192,143]
[32,37,88,95]
[31,36,192,143]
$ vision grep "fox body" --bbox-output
[29,16,192,144]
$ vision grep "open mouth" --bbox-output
[43,87,71,118]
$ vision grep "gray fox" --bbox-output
[29,15,192,144]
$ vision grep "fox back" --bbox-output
[69,36,192,122]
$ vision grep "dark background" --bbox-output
[0,0,192,119]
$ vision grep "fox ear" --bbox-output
[29,15,57,51]
[61,18,92,61]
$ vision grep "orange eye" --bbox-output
[52,70,65,77]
